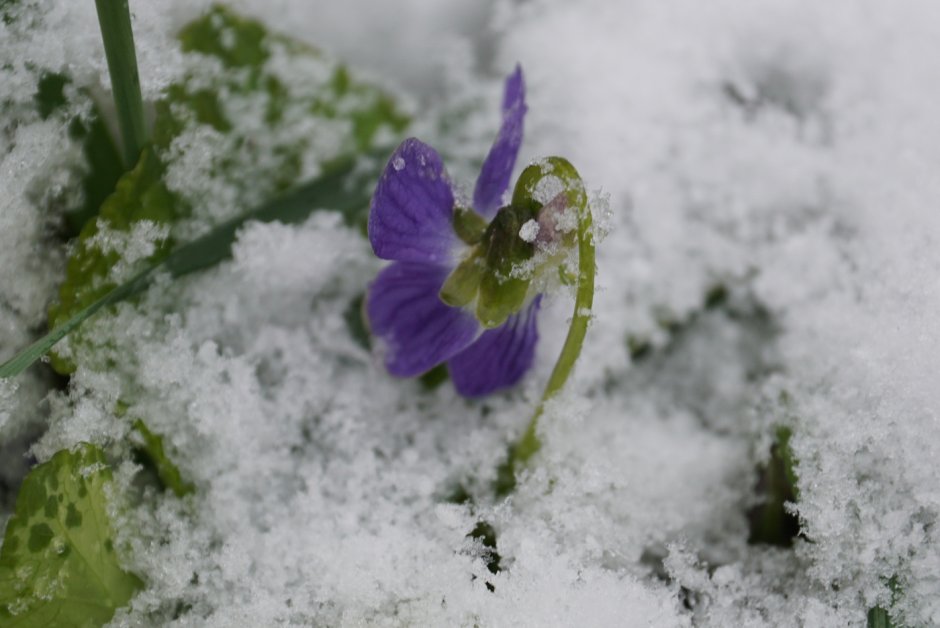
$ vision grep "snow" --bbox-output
[518,219,539,243]
[2,0,940,626]
[86,220,171,282]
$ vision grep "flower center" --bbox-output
[440,157,588,330]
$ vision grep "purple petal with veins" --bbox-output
[368,138,457,264]
[367,261,480,377]
[448,296,541,397]
[473,65,527,219]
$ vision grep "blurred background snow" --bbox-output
[3,0,940,626]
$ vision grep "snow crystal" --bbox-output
[518,219,539,243]
[86,220,171,282]
[0,380,19,434]
[531,171,564,205]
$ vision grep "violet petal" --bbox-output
[448,295,541,397]
[473,65,527,219]
[367,261,480,377]
[368,138,457,264]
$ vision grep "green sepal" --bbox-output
[440,248,485,308]
[453,207,488,245]
[0,444,143,626]
[476,205,535,328]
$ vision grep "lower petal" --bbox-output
[448,295,541,397]
[367,262,480,377]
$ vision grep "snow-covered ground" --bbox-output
[2,1,940,626]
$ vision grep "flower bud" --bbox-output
[441,157,587,330]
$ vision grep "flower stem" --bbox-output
[495,171,595,496]
[94,0,147,168]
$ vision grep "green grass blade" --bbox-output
[0,268,154,378]
[94,0,147,167]
[867,607,893,628]
[0,154,371,379]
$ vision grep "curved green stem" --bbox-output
[495,165,595,496]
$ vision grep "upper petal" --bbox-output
[367,261,480,377]
[368,138,457,264]
[473,65,527,219]
[448,295,541,397]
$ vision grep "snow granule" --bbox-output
[518,219,539,243]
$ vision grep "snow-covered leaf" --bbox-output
[0,443,142,626]
[42,5,408,375]
[47,147,175,374]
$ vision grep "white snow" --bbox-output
[518,219,539,243]
[2,0,940,626]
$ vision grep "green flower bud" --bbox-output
[512,157,586,250]
[441,157,588,331]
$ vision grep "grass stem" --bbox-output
[94,0,147,167]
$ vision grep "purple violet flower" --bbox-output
[366,66,542,397]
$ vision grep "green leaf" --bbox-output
[0,443,143,626]
[34,72,69,119]
[868,607,893,628]
[67,104,125,235]
[1,0,24,25]
[467,521,501,592]
[131,420,193,497]
[748,426,800,547]
[47,147,177,374]
[177,5,272,68]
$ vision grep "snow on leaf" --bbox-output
[0,443,143,627]
[157,5,408,229]
[47,147,176,375]
[175,5,407,152]
[44,5,408,375]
